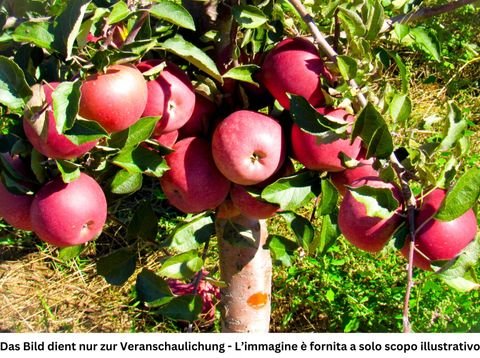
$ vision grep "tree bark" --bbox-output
[216,215,272,333]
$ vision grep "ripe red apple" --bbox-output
[230,184,280,219]
[152,130,178,148]
[30,172,107,247]
[211,110,286,186]
[0,153,34,231]
[401,188,478,270]
[137,60,196,135]
[178,93,215,139]
[258,37,332,110]
[23,82,97,160]
[79,64,148,133]
[160,137,231,214]
[338,177,403,253]
[216,197,242,219]
[291,107,362,172]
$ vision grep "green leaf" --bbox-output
[158,251,203,280]
[394,23,410,41]
[126,201,158,242]
[135,268,174,306]
[52,81,82,133]
[156,294,202,322]
[261,171,318,211]
[113,145,169,177]
[58,245,83,261]
[55,160,81,183]
[53,0,91,59]
[337,55,357,81]
[117,116,160,152]
[338,7,366,37]
[316,213,340,255]
[0,56,33,111]
[410,27,441,62]
[279,211,315,252]
[389,93,411,124]
[97,248,137,286]
[391,51,409,94]
[364,0,385,41]
[169,214,215,252]
[110,169,143,195]
[12,22,54,51]
[265,234,298,266]
[232,5,268,29]
[160,35,222,82]
[435,167,480,221]
[149,1,195,31]
[223,64,260,86]
[439,102,467,152]
[349,185,399,219]
[64,119,109,145]
[320,179,338,216]
[31,149,47,184]
[352,102,393,159]
[107,0,130,24]
[436,235,480,292]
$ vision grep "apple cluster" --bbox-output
[1,37,477,271]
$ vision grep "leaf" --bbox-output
[58,245,83,261]
[52,81,82,133]
[439,102,467,152]
[391,51,409,94]
[110,169,143,195]
[338,7,366,37]
[53,0,91,60]
[107,0,130,24]
[223,64,260,86]
[149,1,195,31]
[319,179,338,216]
[126,201,158,242]
[352,102,393,159]
[160,35,222,82]
[349,185,399,219]
[158,251,203,280]
[436,235,480,292]
[261,171,318,211]
[265,234,298,266]
[337,55,357,81]
[389,93,411,124]
[135,269,174,306]
[316,213,340,255]
[169,214,215,252]
[232,5,268,29]
[0,56,33,111]
[12,22,54,51]
[279,211,315,252]
[222,220,258,248]
[97,248,137,286]
[410,27,441,62]
[435,167,480,221]
[64,119,109,145]
[394,23,410,41]
[113,145,169,177]
[55,160,81,183]
[117,116,161,152]
[364,0,385,41]
[156,294,202,322]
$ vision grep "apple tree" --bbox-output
[0,0,479,332]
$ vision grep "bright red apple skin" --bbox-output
[79,64,148,133]
[338,177,403,253]
[330,153,379,196]
[30,173,107,247]
[178,93,215,139]
[259,37,332,110]
[403,189,478,270]
[152,130,178,148]
[291,107,362,172]
[160,137,231,214]
[230,184,280,219]
[23,82,97,160]
[137,60,196,135]
[211,110,286,186]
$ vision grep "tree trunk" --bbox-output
[216,215,272,332]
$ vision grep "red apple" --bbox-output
[30,172,107,247]
[152,130,178,148]
[230,184,280,219]
[0,153,34,231]
[291,107,362,172]
[79,64,148,133]
[211,110,286,186]
[160,137,231,214]
[137,60,196,135]
[338,177,403,253]
[258,37,332,110]
[178,93,215,139]
[402,188,478,270]
[216,197,242,219]
[23,82,97,160]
